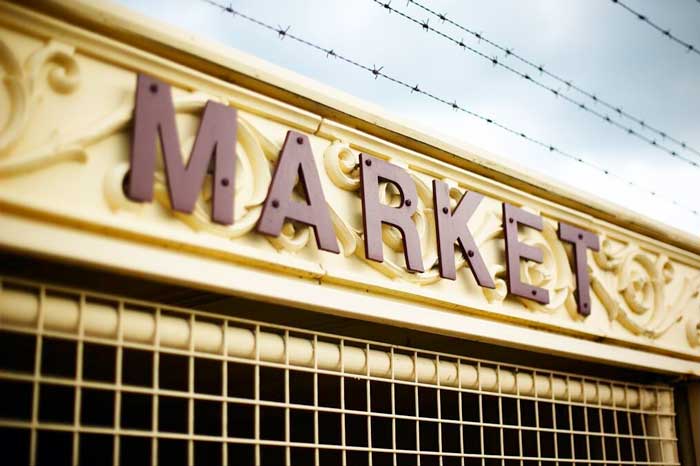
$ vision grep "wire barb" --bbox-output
[277,25,290,39]
[201,0,699,218]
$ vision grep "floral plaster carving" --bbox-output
[591,236,700,340]
[0,39,82,175]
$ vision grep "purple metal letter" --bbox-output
[557,222,600,316]
[433,180,495,287]
[256,131,340,254]
[360,154,424,273]
[128,74,237,225]
[502,203,549,304]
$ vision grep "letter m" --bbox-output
[127,74,237,225]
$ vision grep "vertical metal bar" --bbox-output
[550,374,558,466]
[654,387,666,464]
[613,384,622,466]
[340,339,347,466]
[390,348,397,466]
[188,314,195,466]
[497,365,504,466]
[583,379,592,465]
[533,370,541,466]
[284,330,291,466]
[625,384,636,466]
[152,307,161,466]
[222,320,229,466]
[366,343,373,466]
[414,351,421,466]
[567,376,575,466]
[72,294,86,466]
[313,335,319,466]
[478,362,484,466]
[254,325,261,466]
[516,370,523,466]
[436,355,443,466]
[113,300,125,466]
[596,381,607,465]
[29,285,46,466]
[457,361,465,466]
[640,389,651,463]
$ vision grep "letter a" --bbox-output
[257,131,339,254]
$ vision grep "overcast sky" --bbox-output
[117,0,700,235]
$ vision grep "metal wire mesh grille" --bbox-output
[0,276,679,465]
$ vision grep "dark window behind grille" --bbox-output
[0,277,679,465]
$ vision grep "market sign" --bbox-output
[129,74,599,316]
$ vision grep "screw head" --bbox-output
[508,218,514,224]
[296,136,304,144]
[364,159,372,167]
[271,199,280,208]
[221,178,229,187]
[531,290,537,296]
[149,83,158,94]
[442,206,449,214]
[583,302,588,308]
[578,233,583,240]
[405,199,412,207]
[467,250,475,258]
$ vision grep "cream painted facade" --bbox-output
[0,1,698,465]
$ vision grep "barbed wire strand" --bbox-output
[610,0,700,57]
[403,0,700,162]
[375,0,700,169]
[200,0,699,217]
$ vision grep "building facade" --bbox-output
[0,1,699,464]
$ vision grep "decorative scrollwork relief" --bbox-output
[591,236,699,339]
[0,38,81,172]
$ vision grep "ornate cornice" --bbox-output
[0,7,698,367]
